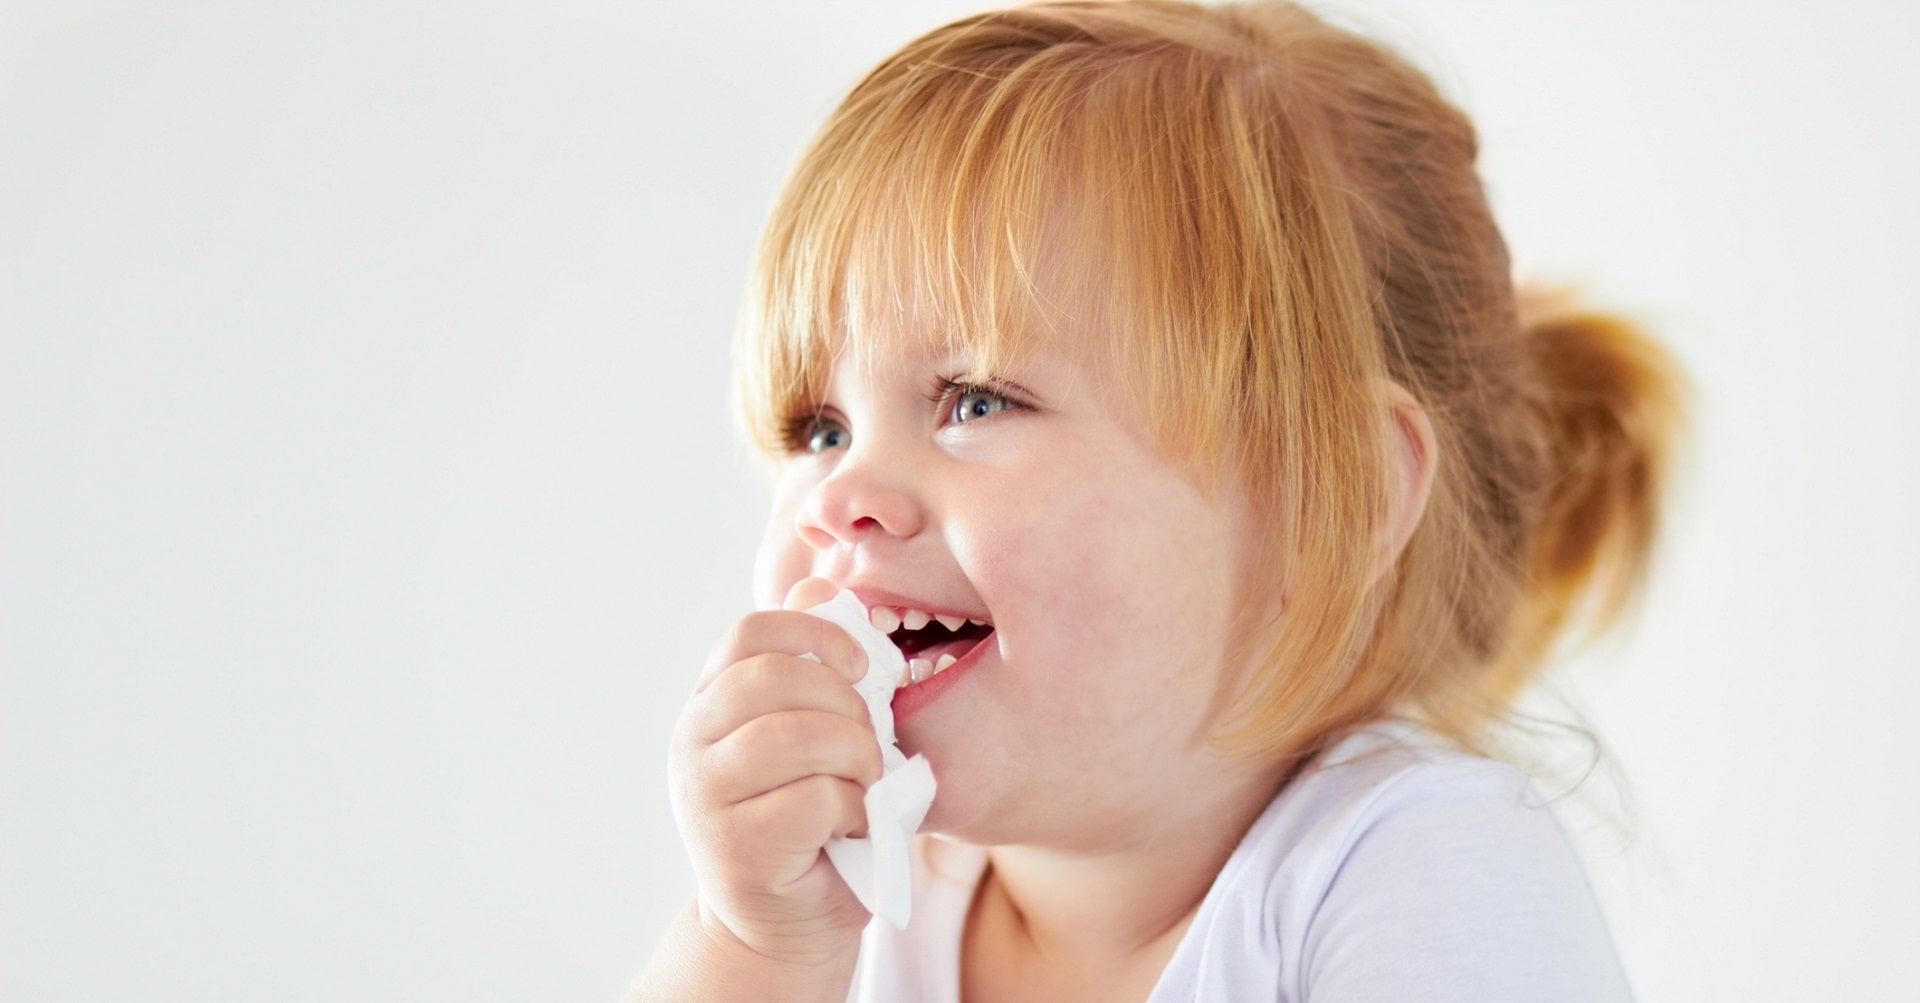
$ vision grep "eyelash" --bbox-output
[779,378,1026,455]
[781,410,846,455]
[927,378,1023,425]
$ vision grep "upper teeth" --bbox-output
[868,605,989,633]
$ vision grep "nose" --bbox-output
[794,447,927,551]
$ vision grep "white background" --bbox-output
[4,1,1916,999]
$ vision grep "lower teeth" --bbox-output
[905,652,962,685]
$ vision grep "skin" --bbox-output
[633,321,1436,1002]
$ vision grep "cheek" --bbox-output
[973,462,1238,690]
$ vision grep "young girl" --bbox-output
[637,1,1683,999]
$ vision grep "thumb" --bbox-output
[782,576,844,613]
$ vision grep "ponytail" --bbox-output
[1487,292,1688,701]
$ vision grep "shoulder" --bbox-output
[1190,722,1633,1002]
[1268,721,1566,868]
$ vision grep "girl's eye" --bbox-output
[804,419,850,453]
[950,387,1012,424]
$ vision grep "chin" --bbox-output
[916,798,992,845]
[905,762,988,841]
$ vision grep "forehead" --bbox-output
[832,214,1120,373]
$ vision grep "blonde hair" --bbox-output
[738,0,1686,762]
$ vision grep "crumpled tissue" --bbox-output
[804,589,936,929]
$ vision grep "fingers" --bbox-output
[688,654,872,744]
[675,610,886,815]
[701,708,884,801]
[731,774,873,867]
[721,768,871,887]
[697,608,867,693]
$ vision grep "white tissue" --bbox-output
[804,589,936,929]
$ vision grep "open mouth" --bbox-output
[868,606,995,685]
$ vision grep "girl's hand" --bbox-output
[668,577,883,971]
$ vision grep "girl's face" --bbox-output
[754,323,1274,849]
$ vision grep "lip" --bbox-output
[844,584,991,627]
[890,628,992,724]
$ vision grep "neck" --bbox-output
[970,759,1293,966]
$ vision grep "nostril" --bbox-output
[796,460,926,543]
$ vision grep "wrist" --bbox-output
[694,899,864,980]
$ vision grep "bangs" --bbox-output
[738,24,1121,459]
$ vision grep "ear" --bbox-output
[1371,380,1437,582]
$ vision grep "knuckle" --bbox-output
[683,684,725,730]
[678,685,736,747]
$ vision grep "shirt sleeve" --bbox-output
[1295,761,1634,1003]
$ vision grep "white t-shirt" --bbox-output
[847,722,1633,1002]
